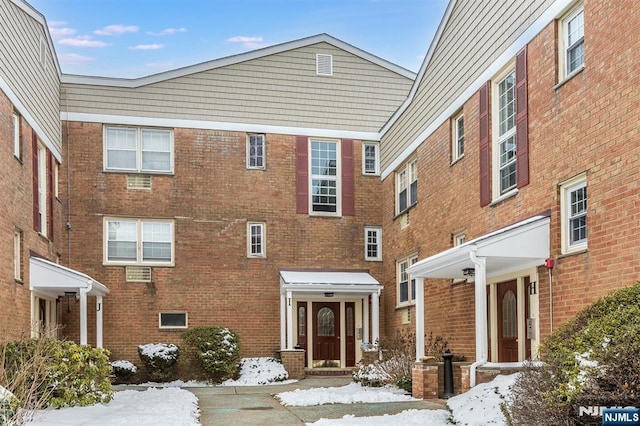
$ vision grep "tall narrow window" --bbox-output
[13,112,21,159]
[247,222,265,257]
[363,142,379,175]
[247,134,265,169]
[452,113,465,161]
[364,226,382,261]
[496,70,517,195]
[560,174,587,254]
[310,140,339,214]
[14,229,22,281]
[397,255,418,305]
[396,159,417,214]
[298,306,306,337]
[37,144,48,236]
[563,5,585,77]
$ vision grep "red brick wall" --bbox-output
[60,124,384,363]
[382,1,640,360]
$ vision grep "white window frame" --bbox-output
[37,144,47,236]
[316,54,333,76]
[453,232,466,247]
[560,4,585,80]
[246,134,266,170]
[159,312,188,329]
[560,174,587,254]
[104,126,174,174]
[104,218,175,266]
[492,66,517,199]
[396,159,417,215]
[247,222,266,258]
[362,142,379,175]
[452,112,465,162]
[397,255,418,306]
[53,161,59,198]
[364,226,382,261]
[14,229,22,281]
[309,138,341,216]
[13,112,21,159]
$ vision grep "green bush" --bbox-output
[508,282,640,425]
[110,360,137,383]
[1,338,112,409]
[181,326,240,383]
[138,343,179,382]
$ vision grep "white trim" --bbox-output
[29,256,109,297]
[103,217,175,266]
[247,222,266,258]
[316,54,333,76]
[362,142,380,176]
[560,173,588,254]
[246,133,266,170]
[452,111,465,162]
[60,34,414,86]
[0,75,62,162]
[309,138,341,217]
[380,0,576,179]
[63,112,381,142]
[397,254,418,307]
[13,112,21,158]
[103,125,174,173]
[492,66,517,199]
[158,312,188,329]
[364,226,382,261]
[560,3,585,79]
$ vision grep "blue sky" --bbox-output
[28,0,449,78]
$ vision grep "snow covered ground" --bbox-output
[277,382,417,406]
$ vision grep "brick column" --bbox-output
[412,362,438,399]
[280,349,305,380]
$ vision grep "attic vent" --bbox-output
[127,174,152,190]
[126,266,152,283]
[316,54,333,76]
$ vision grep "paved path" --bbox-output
[187,377,447,426]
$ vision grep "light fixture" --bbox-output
[462,268,475,277]
[324,292,334,298]
[64,291,77,312]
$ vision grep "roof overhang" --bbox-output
[408,215,550,280]
[29,257,109,299]
[280,270,382,297]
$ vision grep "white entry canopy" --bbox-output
[279,270,382,294]
[408,215,550,280]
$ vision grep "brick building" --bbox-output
[1,0,638,384]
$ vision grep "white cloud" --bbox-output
[48,20,67,27]
[130,44,164,50]
[49,27,76,37]
[59,36,109,48]
[58,53,93,65]
[94,24,138,36]
[146,27,187,36]
[146,62,174,69]
[227,35,265,49]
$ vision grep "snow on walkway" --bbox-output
[277,382,416,406]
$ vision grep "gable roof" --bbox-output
[61,33,416,88]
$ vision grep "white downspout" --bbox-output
[79,280,93,346]
[469,247,487,387]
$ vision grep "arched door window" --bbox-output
[317,307,335,336]
[502,290,517,339]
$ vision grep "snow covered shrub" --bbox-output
[181,326,241,383]
[352,362,387,387]
[508,282,640,425]
[223,357,289,385]
[138,343,180,382]
[110,360,137,383]
[0,386,20,426]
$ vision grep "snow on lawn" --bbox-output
[277,382,416,406]
[304,373,519,426]
[27,387,199,426]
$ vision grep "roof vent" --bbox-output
[316,54,333,76]
[126,266,152,283]
[127,174,152,190]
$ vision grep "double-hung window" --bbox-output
[452,113,464,161]
[495,70,517,195]
[310,139,339,214]
[105,126,173,173]
[363,142,379,175]
[562,5,585,78]
[105,218,174,265]
[560,174,587,254]
[364,226,382,261]
[396,159,417,214]
[247,134,265,169]
[398,255,418,305]
[247,222,266,257]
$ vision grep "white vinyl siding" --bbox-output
[494,69,517,197]
[159,312,187,329]
[560,174,587,254]
[247,222,266,258]
[310,139,340,215]
[397,255,418,305]
[562,5,585,78]
[105,126,173,173]
[363,142,379,175]
[247,134,265,169]
[105,218,174,265]
[364,226,382,261]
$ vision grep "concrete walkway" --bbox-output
[187,377,447,426]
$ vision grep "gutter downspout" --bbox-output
[469,247,487,387]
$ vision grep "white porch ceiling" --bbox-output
[29,257,109,298]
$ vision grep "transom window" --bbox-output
[398,255,418,305]
[247,134,265,169]
[452,112,465,161]
[364,226,382,261]
[310,139,339,214]
[563,5,585,77]
[105,126,173,173]
[396,159,417,214]
[363,142,379,175]
[105,218,174,265]
[247,222,265,257]
[560,174,587,254]
[496,70,517,195]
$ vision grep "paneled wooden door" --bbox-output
[497,280,518,362]
[312,302,340,362]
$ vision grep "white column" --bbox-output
[371,291,380,345]
[79,289,88,345]
[472,253,488,362]
[363,296,370,343]
[286,291,294,349]
[415,277,425,361]
[96,296,103,348]
[280,292,286,349]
